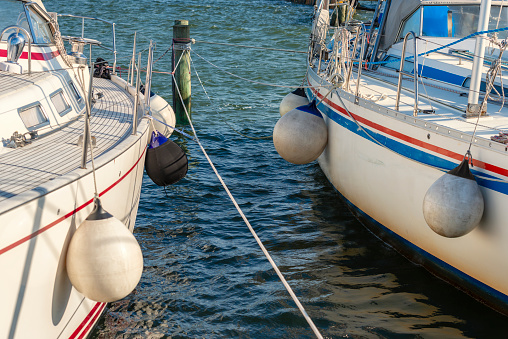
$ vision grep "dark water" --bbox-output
[49,0,508,337]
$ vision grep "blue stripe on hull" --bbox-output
[306,83,508,314]
[305,88,508,196]
[332,182,508,315]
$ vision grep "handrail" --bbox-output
[395,31,419,116]
[355,26,367,102]
[57,14,114,26]
[128,32,137,86]
[345,25,361,88]
[144,41,154,113]
[0,26,32,75]
[133,52,141,136]
[57,14,117,72]
[81,63,94,169]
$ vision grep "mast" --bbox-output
[466,0,492,116]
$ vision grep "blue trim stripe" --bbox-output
[306,88,508,196]
[337,187,508,312]
[296,100,323,118]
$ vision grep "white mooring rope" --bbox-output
[168,49,324,339]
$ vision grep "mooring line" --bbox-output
[192,49,332,90]
[190,55,273,140]
[169,69,323,338]
[194,39,307,54]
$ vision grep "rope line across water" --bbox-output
[190,55,273,140]
[168,55,324,338]
[194,39,307,54]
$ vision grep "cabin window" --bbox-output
[69,81,83,103]
[462,77,508,97]
[421,5,508,40]
[26,6,54,44]
[400,8,421,38]
[381,56,414,74]
[18,103,49,129]
[50,90,71,116]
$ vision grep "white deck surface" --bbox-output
[0,70,52,98]
[0,77,134,202]
[353,67,508,137]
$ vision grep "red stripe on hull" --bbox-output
[0,146,147,256]
[68,302,103,339]
[310,85,508,177]
[76,303,107,339]
[0,48,60,61]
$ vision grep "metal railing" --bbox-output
[81,62,94,169]
[395,31,419,116]
[133,52,141,136]
[144,41,155,113]
[57,14,117,72]
[130,37,156,135]
[0,26,32,75]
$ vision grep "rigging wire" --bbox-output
[189,54,273,140]
[193,39,307,54]
[192,48,332,89]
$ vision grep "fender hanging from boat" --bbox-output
[279,87,309,117]
[145,131,188,186]
[423,158,484,238]
[66,198,144,303]
[273,100,328,165]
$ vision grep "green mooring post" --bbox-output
[172,20,191,125]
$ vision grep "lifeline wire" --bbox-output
[171,54,323,338]
[189,54,273,140]
[192,49,332,90]
[194,40,307,54]
[148,116,197,141]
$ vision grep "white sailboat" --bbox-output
[276,0,508,314]
[0,0,180,337]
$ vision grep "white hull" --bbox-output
[0,120,150,338]
[0,2,178,336]
[307,67,508,312]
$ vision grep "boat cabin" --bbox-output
[371,0,508,95]
[0,0,89,154]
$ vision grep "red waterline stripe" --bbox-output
[76,303,107,339]
[310,85,508,178]
[0,48,60,61]
[0,146,147,256]
[68,302,103,339]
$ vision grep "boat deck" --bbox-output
[0,77,134,202]
[0,71,52,98]
[352,67,508,145]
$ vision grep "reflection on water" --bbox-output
[47,0,508,337]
